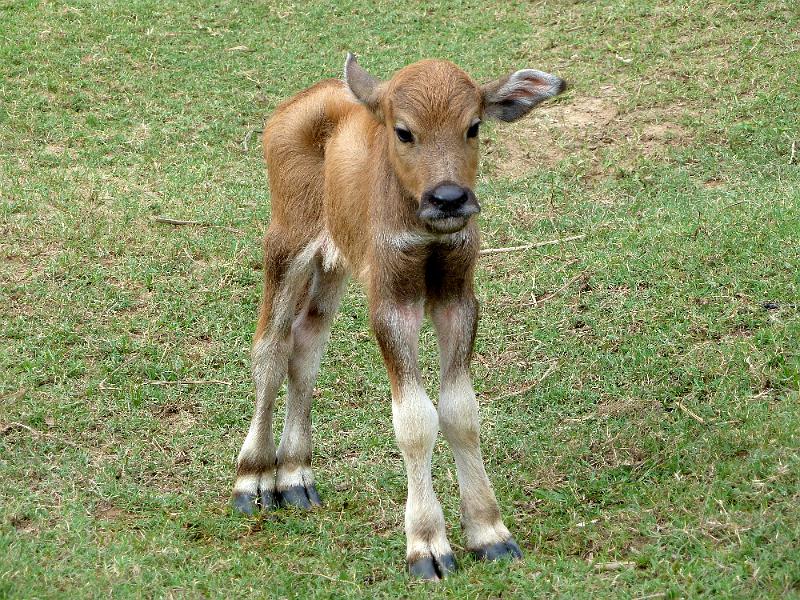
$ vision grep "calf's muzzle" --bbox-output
[418,182,481,232]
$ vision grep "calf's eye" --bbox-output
[466,121,480,139]
[395,127,414,143]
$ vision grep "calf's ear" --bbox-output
[482,69,567,122]
[344,53,385,117]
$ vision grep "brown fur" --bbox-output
[255,62,484,378]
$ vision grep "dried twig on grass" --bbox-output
[523,271,589,307]
[151,216,243,235]
[0,421,80,449]
[479,234,586,256]
[675,401,706,424]
[241,128,263,153]
[495,361,558,401]
[593,560,636,571]
[285,569,359,586]
[142,379,232,386]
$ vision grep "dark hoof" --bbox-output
[408,553,457,580]
[473,538,523,562]
[259,489,279,511]
[437,553,458,576]
[279,483,323,509]
[306,483,322,505]
[231,491,258,516]
[232,488,279,515]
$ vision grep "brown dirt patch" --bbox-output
[186,335,215,362]
[150,401,201,435]
[9,514,40,535]
[95,502,130,521]
[597,397,664,419]
[490,86,694,179]
[703,178,725,188]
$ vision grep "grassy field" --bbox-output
[2,0,799,597]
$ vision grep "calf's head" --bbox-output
[345,54,566,234]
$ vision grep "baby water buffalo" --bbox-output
[232,54,566,580]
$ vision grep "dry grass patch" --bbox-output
[489,86,694,180]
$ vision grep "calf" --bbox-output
[232,54,566,580]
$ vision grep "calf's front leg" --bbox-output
[371,300,456,580]
[431,294,523,561]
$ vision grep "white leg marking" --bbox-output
[276,466,314,490]
[232,473,260,496]
[393,381,452,560]
[376,301,452,560]
[433,298,515,551]
[234,240,320,497]
[236,336,284,470]
[276,260,348,491]
[440,374,512,549]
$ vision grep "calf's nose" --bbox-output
[431,184,468,207]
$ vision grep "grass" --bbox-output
[1,0,799,597]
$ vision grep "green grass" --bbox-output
[2,0,799,597]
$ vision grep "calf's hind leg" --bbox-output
[276,254,348,508]
[232,231,314,515]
